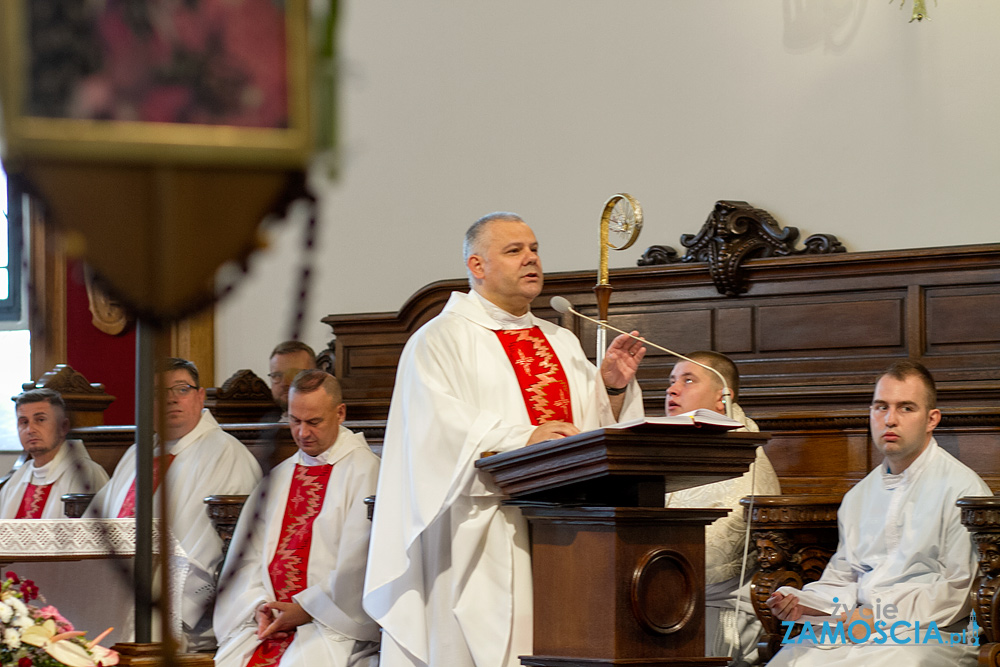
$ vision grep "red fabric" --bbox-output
[65,258,136,425]
[15,483,54,519]
[493,327,573,425]
[245,463,333,667]
[116,454,175,518]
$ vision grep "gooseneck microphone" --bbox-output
[550,296,733,418]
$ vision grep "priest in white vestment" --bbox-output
[0,389,108,518]
[767,361,990,666]
[363,213,647,667]
[662,352,781,666]
[215,370,379,667]
[87,358,263,650]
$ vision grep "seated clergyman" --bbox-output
[87,357,263,650]
[0,389,108,518]
[766,361,990,667]
[663,351,781,666]
[214,370,380,667]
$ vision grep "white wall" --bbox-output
[216,0,1000,382]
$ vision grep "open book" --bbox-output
[612,408,744,430]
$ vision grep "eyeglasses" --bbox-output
[158,383,199,399]
[268,370,306,382]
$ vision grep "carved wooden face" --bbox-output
[756,538,787,571]
[978,541,1000,578]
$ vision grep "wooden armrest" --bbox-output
[61,493,96,518]
[740,494,842,663]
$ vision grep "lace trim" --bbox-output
[0,518,187,641]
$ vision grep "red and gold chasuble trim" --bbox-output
[246,463,333,667]
[117,454,175,519]
[15,483,53,519]
[494,327,573,425]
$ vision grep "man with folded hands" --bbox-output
[214,370,379,667]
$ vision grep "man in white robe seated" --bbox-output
[663,351,781,666]
[267,341,317,423]
[87,357,263,650]
[214,370,379,667]
[766,361,990,666]
[0,389,108,518]
[363,212,647,667]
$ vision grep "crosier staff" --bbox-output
[595,193,643,363]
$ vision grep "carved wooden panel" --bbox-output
[203,369,277,423]
[740,495,841,663]
[958,496,1000,667]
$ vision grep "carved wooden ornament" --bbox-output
[638,200,845,296]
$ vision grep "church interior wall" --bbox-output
[214,0,1000,385]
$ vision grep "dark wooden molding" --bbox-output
[637,200,845,296]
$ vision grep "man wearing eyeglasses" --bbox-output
[267,341,317,422]
[89,357,263,651]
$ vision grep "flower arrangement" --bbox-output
[0,573,118,667]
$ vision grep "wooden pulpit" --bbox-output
[476,423,768,666]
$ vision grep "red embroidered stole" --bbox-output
[15,483,54,519]
[246,463,333,667]
[494,327,573,425]
[117,454,175,519]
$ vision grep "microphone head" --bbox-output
[549,296,572,314]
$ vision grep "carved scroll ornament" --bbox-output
[638,200,845,296]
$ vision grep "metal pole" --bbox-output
[134,318,155,642]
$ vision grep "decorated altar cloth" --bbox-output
[0,518,187,647]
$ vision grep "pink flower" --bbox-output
[38,605,75,633]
